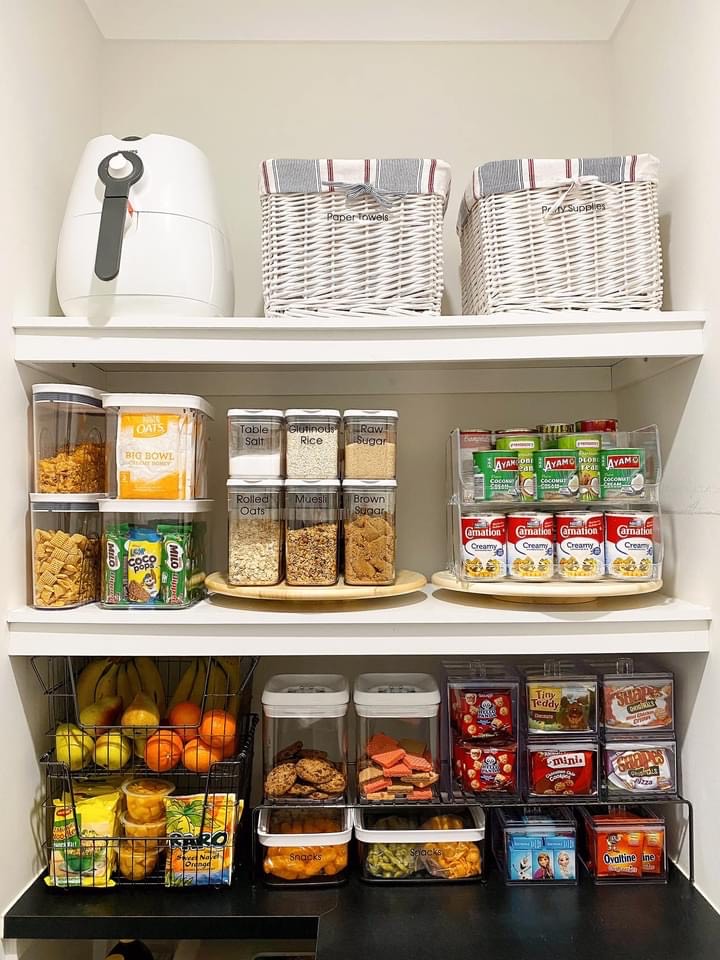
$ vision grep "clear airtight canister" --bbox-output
[227,409,285,478]
[32,384,107,494]
[343,480,397,586]
[343,410,398,480]
[227,479,284,586]
[285,480,340,586]
[285,409,340,480]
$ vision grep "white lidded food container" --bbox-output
[258,807,352,887]
[227,408,285,478]
[103,393,213,500]
[285,479,340,586]
[354,673,441,803]
[262,674,349,803]
[342,479,397,586]
[227,479,284,586]
[32,384,107,495]
[285,409,340,480]
[99,498,211,608]
[343,409,398,480]
[30,494,102,609]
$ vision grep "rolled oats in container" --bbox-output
[286,409,340,480]
[227,479,283,586]
[285,480,339,586]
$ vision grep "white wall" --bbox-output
[99,40,613,316]
[0,0,102,942]
[612,0,720,909]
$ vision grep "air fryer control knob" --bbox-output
[108,153,133,179]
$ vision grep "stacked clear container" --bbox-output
[343,410,398,480]
[258,807,352,887]
[354,673,441,803]
[286,409,340,480]
[30,494,102,608]
[262,674,349,803]
[343,480,397,585]
[492,807,577,884]
[32,384,107,494]
[579,806,668,883]
[285,480,340,586]
[227,479,284,586]
[227,409,285,478]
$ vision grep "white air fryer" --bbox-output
[56,134,235,317]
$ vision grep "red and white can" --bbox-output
[556,512,605,580]
[605,512,655,580]
[507,512,554,581]
[459,513,507,580]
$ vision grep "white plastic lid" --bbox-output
[30,493,104,510]
[263,674,349,718]
[342,479,397,489]
[98,499,213,514]
[102,393,215,420]
[32,383,105,406]
[353,673,440,717]
[257,808,352,848]
[285,479,341,488]
[344,409,399,419]
[354,807,485,843]
[227,478,284,489]
[285,408,341,420]
[227,408,284,419]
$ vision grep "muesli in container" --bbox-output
[285,409,340,480]
[343,410,398,480]
[285,480,339,586]
[227,479,283,586]
[343,480,396,586]
[227,409,285,478]
[32,384,106,494]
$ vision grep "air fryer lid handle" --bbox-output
[94,150,144,282]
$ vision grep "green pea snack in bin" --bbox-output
[46,789,122,888]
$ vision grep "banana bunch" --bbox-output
[76,657,166,716]
[168,657,242,717]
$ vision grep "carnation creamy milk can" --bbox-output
[460,513,507,580]
[605,512,655,580]
[507,512,554,580]
[556,512,605,580]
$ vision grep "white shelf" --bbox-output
[7,588,710,656]
[14,312,705,384]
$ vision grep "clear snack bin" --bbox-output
[492,806,577,884]
[601,658,674,733]
[285,480,339,586]
[285,409,340,480]
[354,673,441,803]
[258,807,352,887]
[525,662,598,736]
[603,739,678,798]
[227,408,285,478]
[262,674,349,803]
[343,409,398,480]
[32,383,107,494]
[99,499,211,608]
[579,806,667,883]
[103,393,213,499]
[527,740,599,799]
[355,807,485,883]
[343,480,397,586]
[444,661,519,742]
[30,494,102,608]
[227,479,284,586]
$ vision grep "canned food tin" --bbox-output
[496,436,541,502]
[558,434,601,502]
[576,419,618,433]
[472,452,519,502]
[507,512,554,580]
[459,513,507,580]
[605,512,655,580]
[536,423,575,448]
[556,512,605,580]
[458,430,493,504]
[599,449,645,498]
[534,450,579,501]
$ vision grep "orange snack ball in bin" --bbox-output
[166,702,202,743]
[199,710,236,750]
[144,731,184,773]
[263,811,348,881]
[183,737,224,773]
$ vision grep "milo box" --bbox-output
[558,433,601,501]
[473,451,519,501]
[534,450,579,501]
[495,435,541,502]
[102,523,129,605]
[600,449,646,498]
[159,523,193,605]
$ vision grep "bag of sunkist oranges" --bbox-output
[45,790,121,888]
[164,793,239,886]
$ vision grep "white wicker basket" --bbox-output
[260,159,450,318]
[459,157,663,314]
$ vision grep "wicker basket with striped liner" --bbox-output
[458,155,663,314]
[260,158,451,317]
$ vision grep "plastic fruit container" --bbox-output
[120,809,167,839]
[121,777,175,821]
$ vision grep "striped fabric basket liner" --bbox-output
[260,158,451,317]
[458,155,663,314]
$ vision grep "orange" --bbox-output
[199,709,236,750]
[144,730,184,773]
[183,737,224,773]
[166,701,202,742]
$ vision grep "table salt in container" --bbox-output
[343,410,398,480]
[343,480,396,586]
[227,409,285,478]
[286,409,340,480]
[227,479,283,586]
[285,480,339,586]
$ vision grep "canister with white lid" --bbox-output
[343,409,398,480]
[285,479,340,586]
[30,493,102,608]
[227,478,284,586]
[227,408,285,478]
[32,384,107,495]
[257,807,352,887]
[285,409,340,480]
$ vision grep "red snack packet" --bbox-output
[452,689,513,739]
[529,745,597,797]
[456,742,517,793]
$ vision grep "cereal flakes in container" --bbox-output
[262,674,349,803]
[354,673,441,803]
[30,494,102,609]
[258,807,352,887]
[227,479,283,586]
[32,384,107,494]
[103,393,213,499]
[285,409,340,480]
[343,480,396,586]
[492,806,577,885]
[285,480,339,586]
[354,807,485,883]
[227,408,285,478]
[343,410,398,480]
